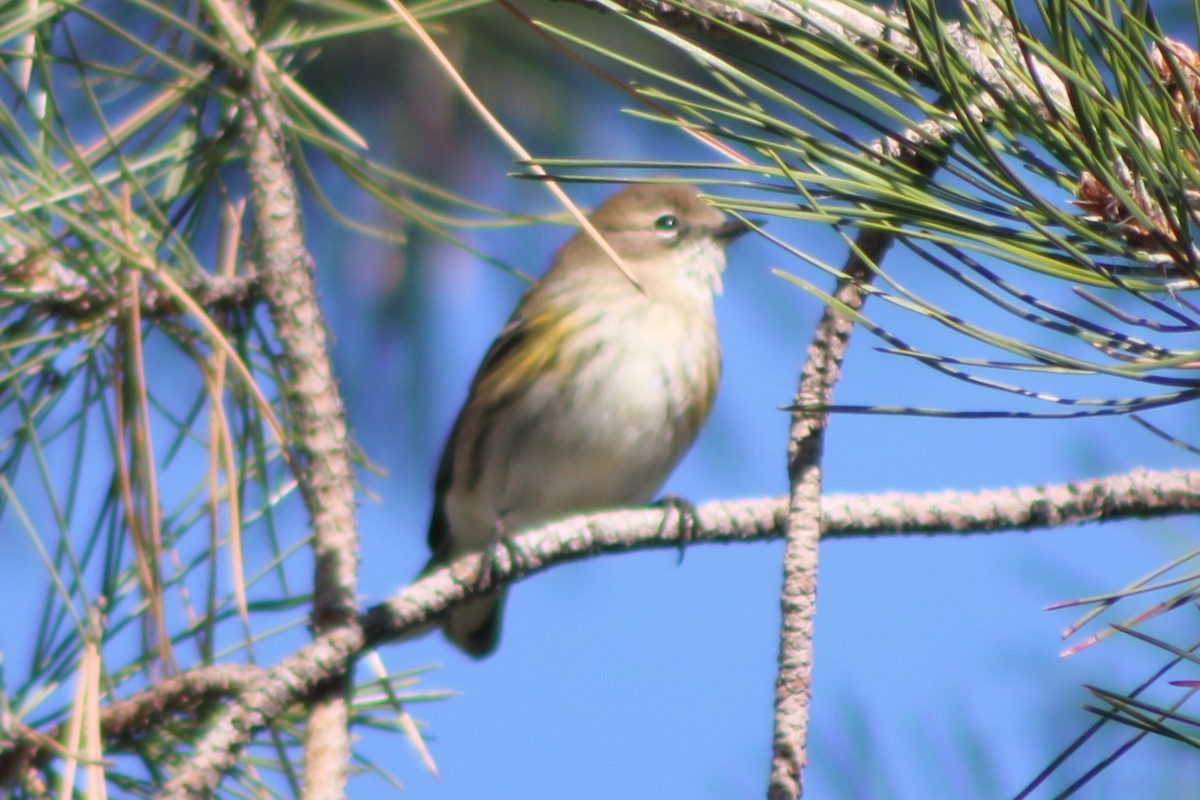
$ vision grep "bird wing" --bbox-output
[425,305,567,558]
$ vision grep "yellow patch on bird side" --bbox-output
[472,309,575,407]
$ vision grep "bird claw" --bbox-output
[473,518,520,593]
[653,494,699,565]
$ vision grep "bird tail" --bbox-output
[443,590,506,658]
[420,540,508,658]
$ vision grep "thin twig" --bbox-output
[769,121,950,799]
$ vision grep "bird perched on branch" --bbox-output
[424,182,751,658]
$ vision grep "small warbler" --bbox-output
[425,182,751,658]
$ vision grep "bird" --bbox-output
[423,182,751,658]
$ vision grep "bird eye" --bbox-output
[654,214,680,232]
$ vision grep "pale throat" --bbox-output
[634,238,727,305]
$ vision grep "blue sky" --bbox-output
[4,4,1200,798]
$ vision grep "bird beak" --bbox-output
[713,217,760,241]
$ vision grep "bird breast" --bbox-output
[446,297,719,547]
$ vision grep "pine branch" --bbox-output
[0,462,1185,795]
[0,271,264,321]
[570,0,1067,115]
[770,117,951,798]
[160,1,363,797]
[140,465,1200,797]
[0,665,258,789]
